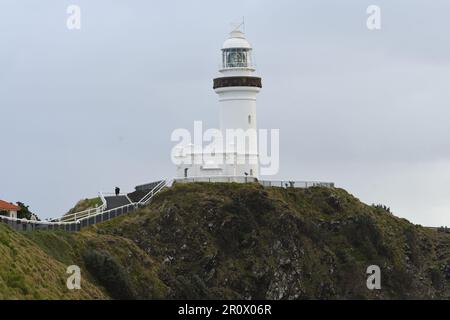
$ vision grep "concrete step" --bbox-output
[104,195,131,210]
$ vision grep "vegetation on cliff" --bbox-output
[1,183,450,299]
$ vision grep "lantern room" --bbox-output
[221,30,255,70]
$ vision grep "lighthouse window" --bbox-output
[223,48,251,68]
[248,115,251,124]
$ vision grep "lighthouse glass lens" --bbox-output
[224,49,250,68]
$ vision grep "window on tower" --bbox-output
[222,48,252,68]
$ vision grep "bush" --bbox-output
[17,202,39,220]
[345,215,391,259]
[83,250,135,299]
[430,267,444,290]
[371,204,392,215]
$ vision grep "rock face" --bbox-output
[2,182,450,299]
[93,183,450,299]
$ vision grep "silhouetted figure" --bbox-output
[115,187,120,196]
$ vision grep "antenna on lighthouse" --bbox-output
[230,17,245,33]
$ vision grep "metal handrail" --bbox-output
[56,205,105,222]
[53,198,107,222]
[174,177,334,188]
[0,214,74,226]
[76,202,138,223]
[174,176,258,184]
[99,191,107,208]
[138,180,167,205]
[259,180,335,188]
[100,192,128,197]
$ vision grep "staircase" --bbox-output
[104,195,132,210]
[70,180,168,229]
[128,180,164,203]
[136,180,166,205]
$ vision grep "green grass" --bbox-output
[0,224,105,299]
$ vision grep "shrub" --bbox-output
[83,250,135,299]
[17,202,39,220]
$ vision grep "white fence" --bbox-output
[175,176,334,189]
[175,176,258,184]
[259,180,335,188]
[0,214,81,232]
[53,204,106,223]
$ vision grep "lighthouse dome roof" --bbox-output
[222,30,252,50]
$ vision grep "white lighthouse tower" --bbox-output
[213,28,262,178]
[175,27,262,180]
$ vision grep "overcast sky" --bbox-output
[1,0,449,226]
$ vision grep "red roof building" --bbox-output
[0,200,20,219]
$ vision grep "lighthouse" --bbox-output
[174,28,262,180]
[213,28,262,178]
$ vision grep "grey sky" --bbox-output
[1,0,449,226]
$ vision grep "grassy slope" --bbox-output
[0,224,104,299]
[24,229,168,300]
[1,183,450,299]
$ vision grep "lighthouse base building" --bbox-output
[175,29,262,181]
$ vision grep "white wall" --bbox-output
[9,210,17,219]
